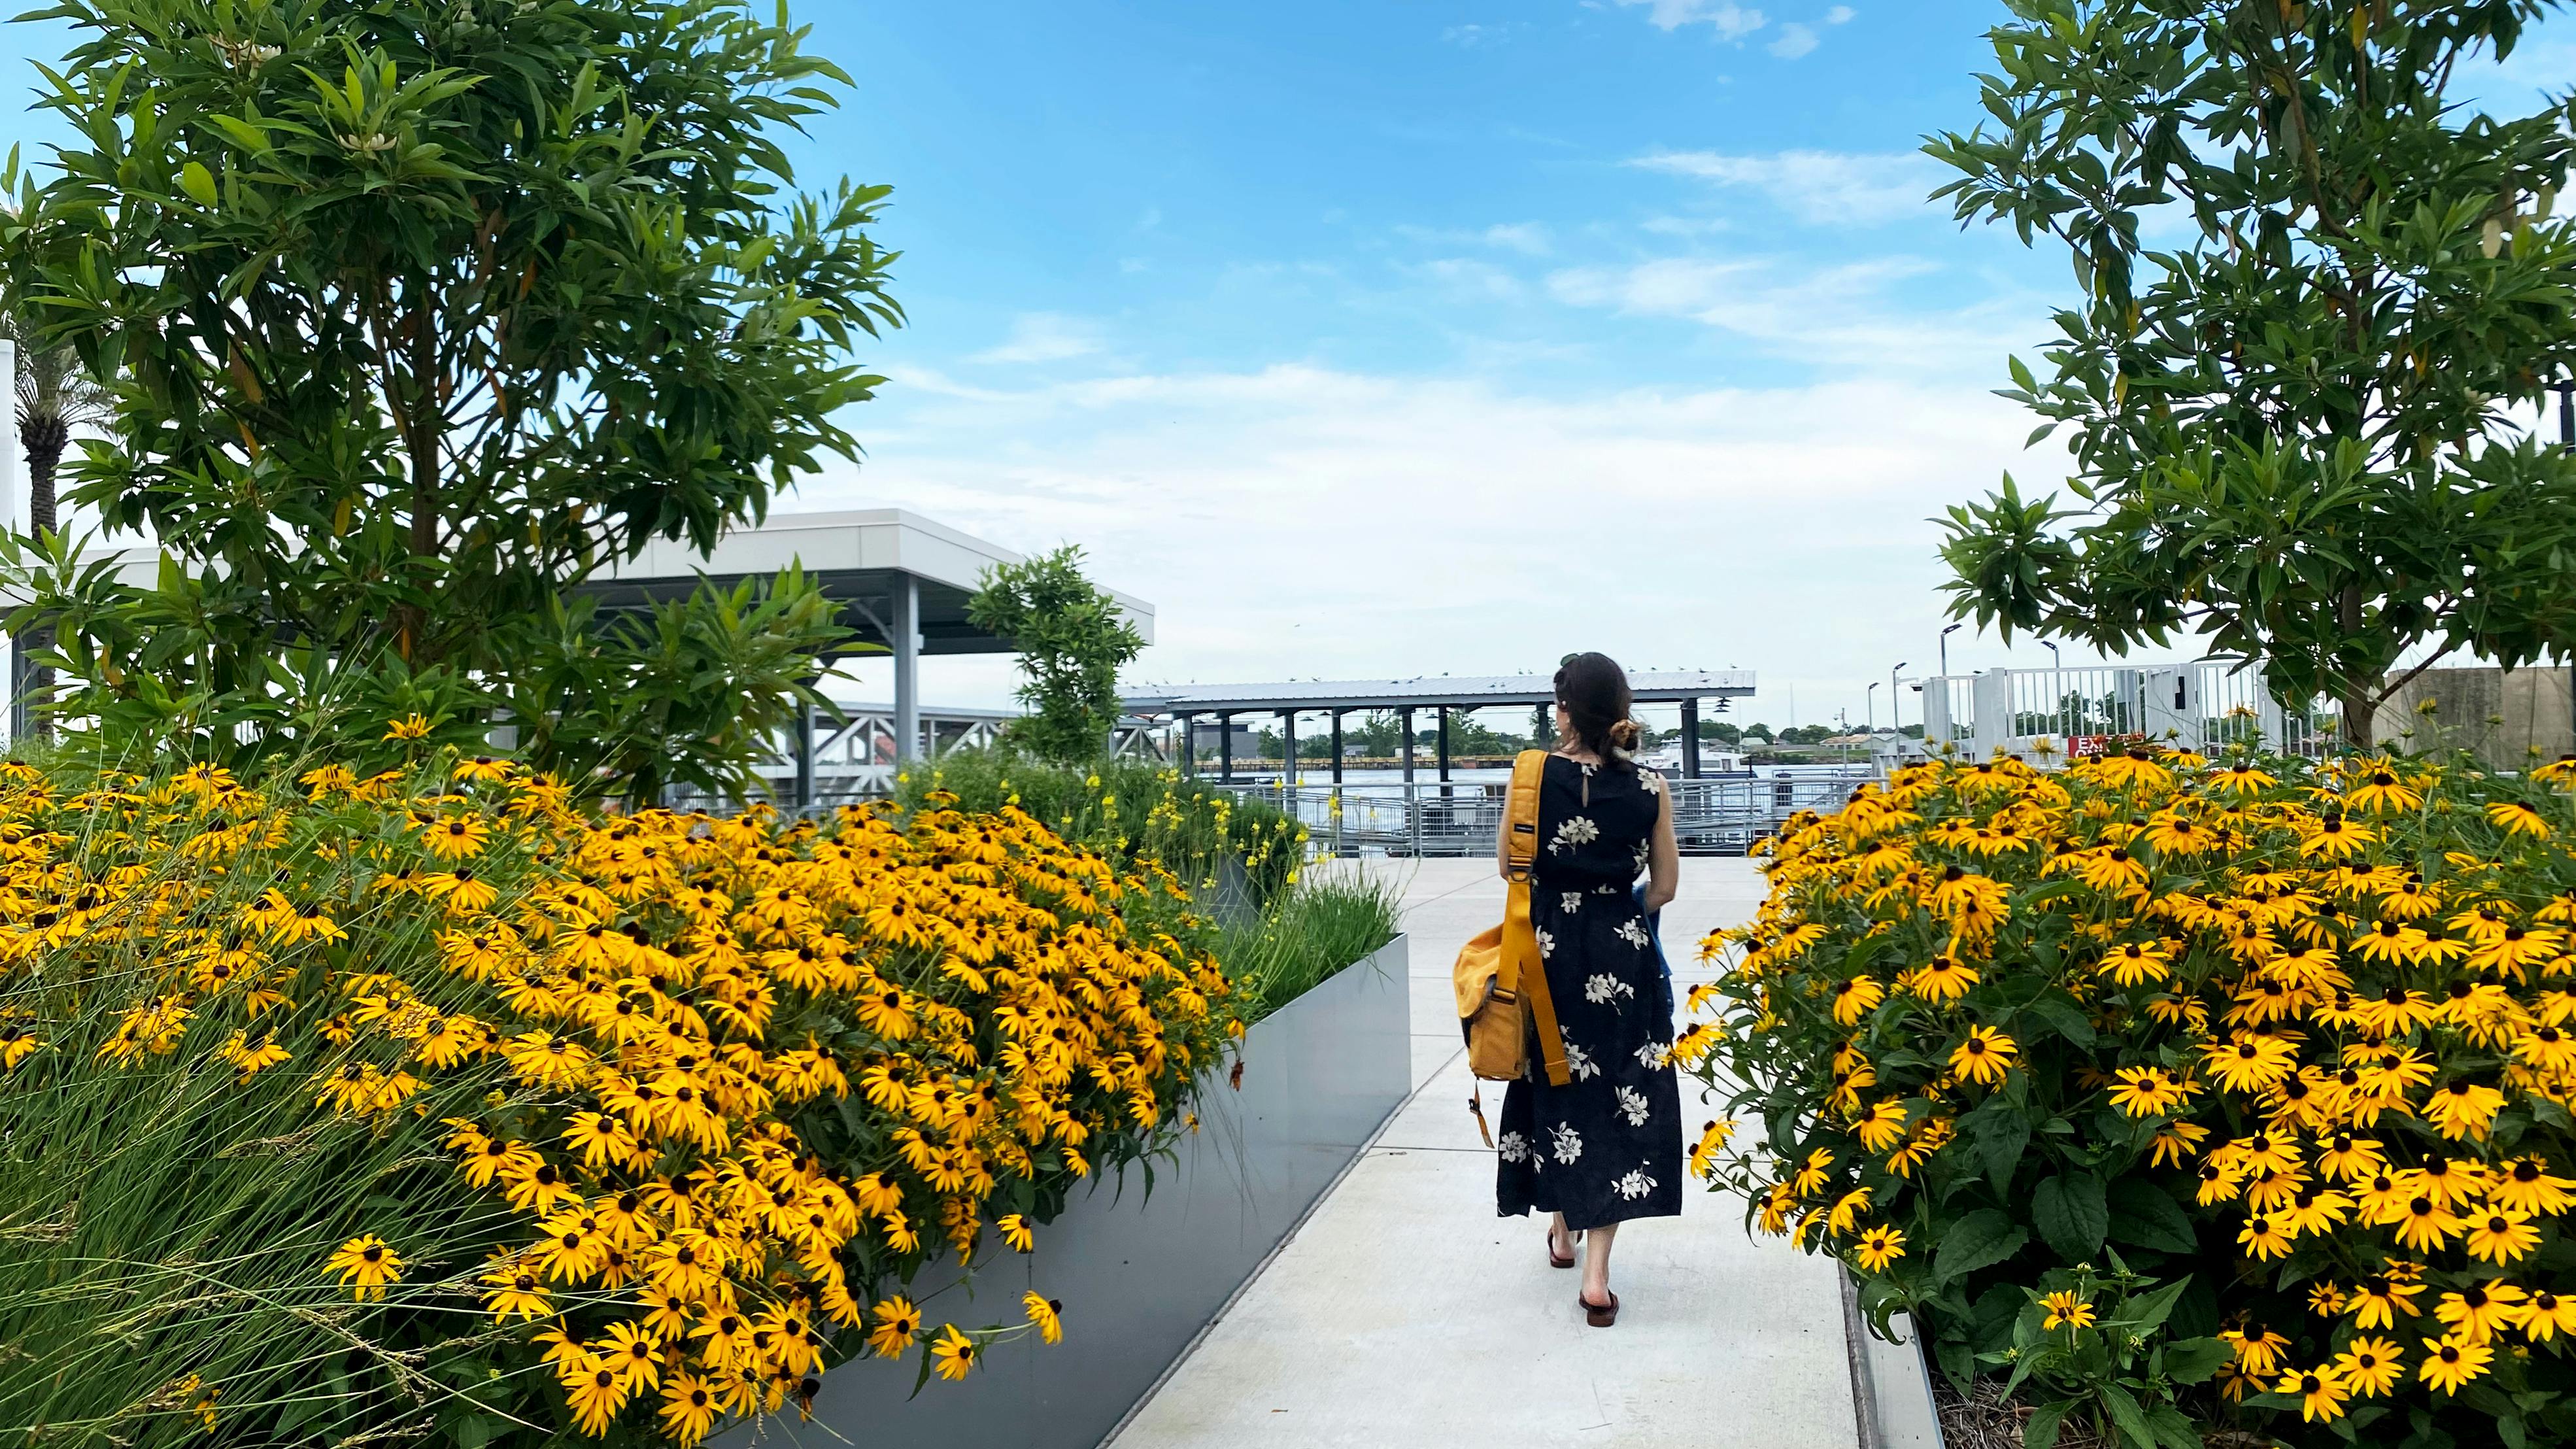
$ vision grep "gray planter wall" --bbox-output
[735,934,1412,1449]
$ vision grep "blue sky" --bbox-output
[5,3,2574,730]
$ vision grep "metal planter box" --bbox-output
[739,934,1412,1449]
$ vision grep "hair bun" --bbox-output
[1606,719,1642,750]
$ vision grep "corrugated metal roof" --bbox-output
[1121,670,1755,714]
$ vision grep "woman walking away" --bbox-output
[1495,651,1683,1327]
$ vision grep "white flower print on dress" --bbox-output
[1634,1040,1672,1070]
[1613,1167,1658,1201]
[1585,972,1635,1005]
[1616,917,1653,951]
[1549,815,1600,855]
[1551,1123,1585,1165]
[1534,927,1555,959]
[1497,1131,1529,1165]
[1563,1041,1599,1080]
[1632,839,1652,871]
[1560,892,1584,914]
[1616,1085,1652,1127]
[1640,770,1665,796]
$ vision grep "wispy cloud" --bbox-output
[1612,0,1767,41]
[817,361,2048,704]
[1395,221,1553,255]
[1545,254,2036,373]
[972,313,1109,366]
[1768,23,1818,58]
[1629,148,1942,225]
[1825,5,1856,23]
[1442,22,1527,46]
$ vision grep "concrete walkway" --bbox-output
[1111,857,1863,1449]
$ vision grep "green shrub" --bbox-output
[1689,747,2576,1449]
[896,747,1307,910]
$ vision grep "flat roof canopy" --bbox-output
[1123,670,1755,715]
[581,508,1154,656]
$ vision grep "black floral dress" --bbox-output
[1495,755,1683,1231]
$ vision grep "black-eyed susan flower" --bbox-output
[1946,1026,2016,1086]
[866,1295,921,1358]
[1023,1291,1063,1344]
[1853,1225,1906,1271]
[2435,1282,2524,1344]
[2039,1290,2095,1330]
[657,1375,720,1446]
[929,1323,978,1381]
[325,1234,402,1301]
[2275,1364,2348,1422]
[2417,1333,2492,1394]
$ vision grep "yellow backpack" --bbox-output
[1455,750,1569,1144]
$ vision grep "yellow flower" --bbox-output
[2417,1333,2492,1394]
[324,1234,402,1301]
[2485,800,2552,840]
[1853,1225,1906,1271]
[1946,1027,2017,1086]
[2333,1336,2405,1396]
[1023,1291,1064,1344]
[929,1323,979,1380]
[383,713,432,740]
[2276,1364,2349,1422]
[656,1374,720,1446]
[2039,1290,2095,1330]
[998,1213,1035,1253]
[866,1296,921,1358]
[2434,1282,2524,1344]
[2463,1206,2540,1265]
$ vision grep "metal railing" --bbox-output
[1920,660,2339,763]
[1204,772,1875,857]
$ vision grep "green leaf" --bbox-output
[2106,1178,2197,1253]
[2098,1382,2154,1449]
[2018,993,2095,1047]
[2031,1172,2109,1263]
[2116,1274,2192,1336]
[1971,1104,2032,1194]
[2022,1399,2076,1449]
[2160,1336,2230,1384]
[2143,1402,2201,1449]
[178,160,217,206]
[1935,1208,2029,1283]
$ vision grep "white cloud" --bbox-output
[1442,22,1526,46]
[1825,5,1855,22]
[1614,0,1766,41]
[804,361,2057,713]
[1545,254,2039,374]
[1412,257,1529,302]
[971,313,1109,366]
[1396,221,1552,255]
[1769,23,1817,58]
[1629,148,1942,225]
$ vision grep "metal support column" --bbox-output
[1399,709,1414,783]
[1330,711,1344,784]
[1177,714,1193,776]
[794,700,816,810]
[1281,711,1297,786]
[1681,698,1701,779]
[891,574,921,765]
[1436,707,1451,783]
[1219,713,1235,783]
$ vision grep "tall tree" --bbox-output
[3,0,895,788]
[968,547,1146,765]
[1928,0,2576,747]
[0,309,109,737]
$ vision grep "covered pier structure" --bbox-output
[1121,670,1757,783]
[584,509,1152,806]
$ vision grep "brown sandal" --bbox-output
[1546,1226,1581,1269]
[1580,1289,1619,1327]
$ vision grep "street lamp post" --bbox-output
[1866,681,1880,734]
[1940,623,1963,679]
[2042,640,2063,737]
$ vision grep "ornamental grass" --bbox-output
[1690,746,2576,1449]
[0,754,1236,1446]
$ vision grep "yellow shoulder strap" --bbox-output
[1504,751,1568,1087]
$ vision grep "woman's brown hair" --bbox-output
[1554,651,1640,770]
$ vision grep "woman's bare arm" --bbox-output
[1644,778,1680,913]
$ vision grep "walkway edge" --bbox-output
[1091,1042,1462,1449]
